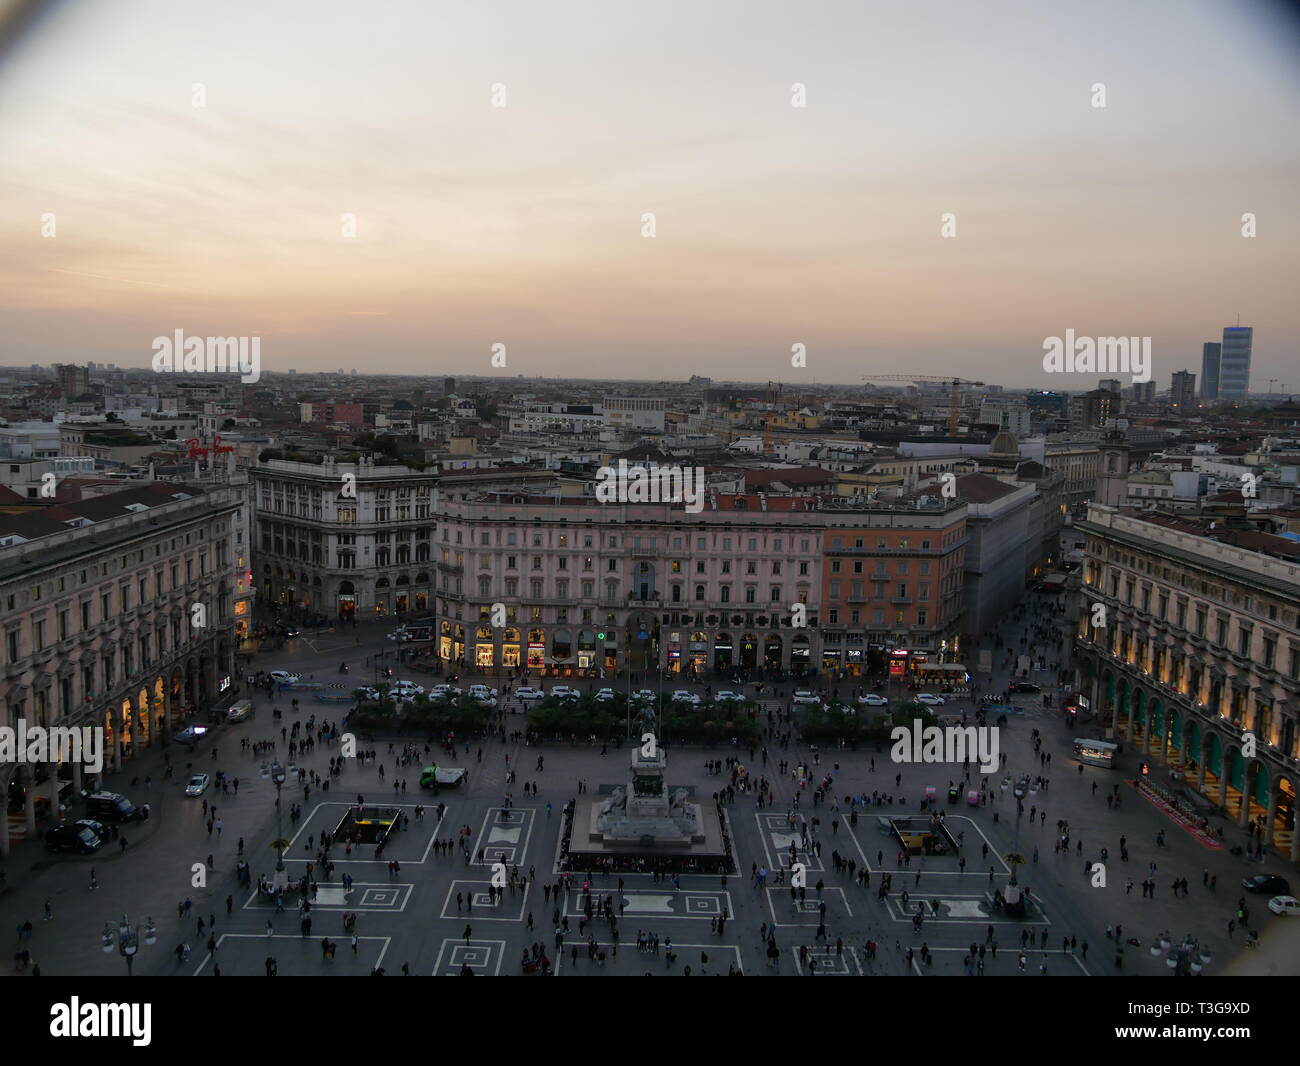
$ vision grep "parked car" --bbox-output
[85,791,136,823]
[671,690,701,705]
[1243,874,1291,895]
[631,689,656,704]
[185,773,211,797]
[391,681,425,699]
[74,818,109,844]
[428,683,458,699]
[792,691,822,706]
[1009,682,1041,695]
[354,686,382,702]
[858,693,889,707]
[515,687,546,702]
[550,686,580,701]
[915,693,946,706]
[225,699,254,723]
[1268,895,1300,916]
[714,691,744,703]
[594,688,617,702]
[269,670,300,685]
[45,823,102,854]
[467,684,498,705]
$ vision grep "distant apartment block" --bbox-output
[603,397,666,432]
[1170,370,1197,411]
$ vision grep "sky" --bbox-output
[2,0,1298,389]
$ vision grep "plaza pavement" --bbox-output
[2,612,1297,977]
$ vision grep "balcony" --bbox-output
[891,596,913,605]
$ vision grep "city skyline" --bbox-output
[2,0,1298,386]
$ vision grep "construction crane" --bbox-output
[861,374,985,436]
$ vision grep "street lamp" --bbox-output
[117,915,142,975]
[272,765,288,893]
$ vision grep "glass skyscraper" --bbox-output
[1201,341,1220,400]
[1218,326,1253,399]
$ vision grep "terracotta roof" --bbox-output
[734,467,836,487]
[918,472,1017,503]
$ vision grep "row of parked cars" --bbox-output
[44,791,137,854]
[512,687,750,706]
[355,681,500,706]
[786,691,945,709]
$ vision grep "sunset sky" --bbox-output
[2,0,1298,388]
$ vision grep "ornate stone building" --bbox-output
[1,482,241,856]
[1072,502,1300,865]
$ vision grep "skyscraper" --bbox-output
[1218,326,1253,399]
[1171,370,1196,410]
[1201,342,1221,400]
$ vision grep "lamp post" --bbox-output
[272,765,288,893]
[115,914,146,975]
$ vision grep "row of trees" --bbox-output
[347,695,491,734]
[526,698,761,745]
[346,693,939,747]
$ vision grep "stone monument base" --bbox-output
[564,789,732,871]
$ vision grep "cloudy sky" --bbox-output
[2,0,1298,388]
